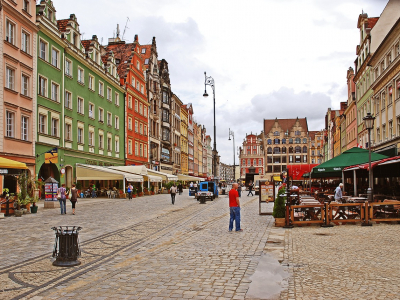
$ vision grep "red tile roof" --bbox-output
[264,118,308,135]
[57,19,69,32]
[105,43,135,79]
[140,45,152,63]
[308,131,318,140]
[81,40,91,51]
[367,17,379,29]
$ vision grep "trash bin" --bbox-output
[221,188,226,195]
[200,195,206,204]
[52,226,82,267]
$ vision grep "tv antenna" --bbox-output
[122,17,130,40]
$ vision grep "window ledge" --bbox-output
[20,50,33,59]
[4,40,18,50]
[65,107,73,111]
[77,142,85,146]
[88,88,95,92]
[77,112,85,116]
[98,94,104,98]
[22,9,32,18]
[20,94,32,100]
[77,81,85,86]
[4,136,32,144]
[65,74,73,79]
[4,87,18,95]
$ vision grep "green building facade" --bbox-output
[35,0,125,188]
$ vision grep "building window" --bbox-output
[144,106,147,117]
[65,123,71,140]
[21,31,30,53]
[115,116,119,130]
[21,74,29,96]
[6,20,15,45]
[135,120,138,132]
[99,133,104,149]
[128,96,132,109]
[77,97,84,114]
[78,68,84,84]
[89,103,94,118]
[51,48,59,68]
[136,81,140,90]
[295,138,301,144]
[128,118,132,131]
[115,93,119,106]
[65,59,72,76]
[89,75,94,90]
[140,143,143,157]
[131,77,135,87]
[39,40,47,60]
[282,146,287,154]
[303,146,307,153]
[107,112,112,126]
[135,142,138,156]
[51,82,59,102]
[23,0,29,12]
[88,131,94,146]
[389,121,393,138]
[282,138,286,144]
[98,81,104,96]
[162,127,170,141]
[145,58,149,64]
[107,137,112,151]
[78,127,83,144]
[107,87,112,101]
[128,140,132,154]
[144,125,147,135]
[39,76,47,96]
[139,103,143,115]
[144,144,147,158]
[140,123,143,134]
[39,114,46,134]
[6,111,15,137]
[65,91,72,109]
[6,67,15,90]
[162,91,169,104]
[51,118,58,137]
[141,85,144,94]
[98,108,104,122]
[135,100,138,112]
[115,138,119,153]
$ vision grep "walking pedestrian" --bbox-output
[178,183,183,195]
[127,183,133,200]
[57,184,67,215]
[170,184,177,205]
[70,184,78,215]
[237,182,242,197]
[334,183,343,202]
[229,183,242,232]
[247,181,254,196]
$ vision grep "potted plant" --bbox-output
[138,185,143,197]
[132,185,137,198]
[2,188,9,198]
[273,185,287,227]
[30,196,39,213]
[150,186,155,195]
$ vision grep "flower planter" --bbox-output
[132,194,137,198]
[151,191,155,195]
[120,193,126,198]
[138,192,143,197]
[30,205,38,213]
[14,209,23,217]
[274,218,285,227]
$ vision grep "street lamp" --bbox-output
[203,72,217,183]
[228,128,235,182]
[363,112,375,202]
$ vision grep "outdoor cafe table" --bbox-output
[348,197,368,203]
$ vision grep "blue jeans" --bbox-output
[59,199,66,214]
[229,206,241,231]
[171,193,176,204]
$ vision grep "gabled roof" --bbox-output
[308,131,318,140]
[264,118,308,135]
[81,40,91,51]
[140,45,152,63]
[367,17,379,29]
[57,19,69,32]
[105,43,134,80]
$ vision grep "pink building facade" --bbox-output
[345,67,358,150]
[0,0,37,192]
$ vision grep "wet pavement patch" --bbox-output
[246,253,289,299]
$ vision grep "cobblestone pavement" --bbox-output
[0,191,283,299]
[3,191,399,300]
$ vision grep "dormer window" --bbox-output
[137,61,140,70]
[94,51,99,64]
[141,48,146,54]
[48,10,53,21]
[73,33,78,47]
[116,59,120,64]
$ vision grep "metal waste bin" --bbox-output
[200,195,206,204]
[52,226,82,267]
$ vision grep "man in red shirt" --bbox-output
[229,183,242,232]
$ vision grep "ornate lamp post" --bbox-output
[228,128,235,182]
[203,72,217,182]
[363,112,375,202]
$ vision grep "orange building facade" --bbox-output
[0,0,38,192]
[107,35,149,166]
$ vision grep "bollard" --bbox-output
[321,201,333,227]
[362,201,372,226]
[52,226,82,267]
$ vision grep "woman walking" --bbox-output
[70,184,78,215]
[57,184,67,215]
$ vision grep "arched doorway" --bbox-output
[65,166,73,188]
[38,163,60,183]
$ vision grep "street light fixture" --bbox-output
[203,72,217,183]
[363,112,375,202]
[228,128,235,182]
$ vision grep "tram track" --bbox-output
[1,196,258,299]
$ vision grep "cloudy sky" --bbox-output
[51,0,388,165]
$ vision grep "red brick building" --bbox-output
[106,35,149,166]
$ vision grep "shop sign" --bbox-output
[161,166,173,171]
[0,169,8,174]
